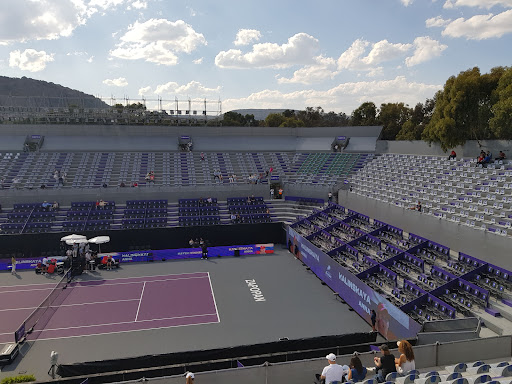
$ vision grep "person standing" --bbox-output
[201,242,208,260]
[270,188,274,200]
[373,344,396,382]
[371,309,377,332]
[317,353,346,384]
[328,192,333,202]
[11,255,16,275]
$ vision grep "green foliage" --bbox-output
[0,374,36,384]
[422,66,509,150]
[221,111,257,126]
[265,113,286,127]
[490,67,512,139]
[351,102,378,126]
[378,102,411,140]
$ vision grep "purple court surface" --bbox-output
[0,272,219,343]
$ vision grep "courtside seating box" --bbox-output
[0,343,19,366]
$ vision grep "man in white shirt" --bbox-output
[185,371,194,383]
[318,353,347,384]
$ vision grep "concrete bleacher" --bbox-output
[0,151,372,190]
[349,154,512,237]
[291,202,512,335]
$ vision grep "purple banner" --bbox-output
[287,226,421,340]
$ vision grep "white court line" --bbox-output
[36,312,219,333]
[73,271,208,285]
[134,282,146,322]
[32,318,221,342]
[71,275,209,289]
[207,272,220,323]
[0,287,55,295]
[0,298,141,313]
[0,281,61,289]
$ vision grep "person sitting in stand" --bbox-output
[131,181,138,187]
[374,344,396,382]
[99,199,106,207]
[408,201,422,212]
[395,340,416,375]
[250,194,256,203]
[42,201,52,211]
[496,151,506,161]
[120,181,126,187]
[347,355,367,383]
[52,201,59,211]
[200,152,205,161]
[448,150,456,160]
[230,213,237,222]
[206,197,213,204]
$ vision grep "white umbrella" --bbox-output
[88,236,110,253]
[61,234,86,242]
[66,238,89,245]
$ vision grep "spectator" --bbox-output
[13,177,22,189]
[408,201,421,213]
[120,181,126,188]
[99,199,106,207]
[11,255,16,275]
[347,355,367,383]
[496,151,506,161]
[131,181,138,187]
[373,344,396,382]
[230,213,236,222]
[102,183,108,188]
[278,188,283,199]
[371,309,377,332]
[316,353,347,384]
[42,201,52,211]
[185,372,194,384]
[200,152,205,161]
[106,255,113,270]
[270,188,274,199]
[448,150,456,160]
[40,184,46,189]
[207,197,213,204]
[395,340,415,375]
[328,192,333,202]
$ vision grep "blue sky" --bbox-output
[0,0,511,115]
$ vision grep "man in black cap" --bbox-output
[373,344,396,382]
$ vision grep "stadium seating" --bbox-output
[349,154,512,236]
[290,202,512,331]
[0,151,373,189]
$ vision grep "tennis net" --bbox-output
[15,268,72,343]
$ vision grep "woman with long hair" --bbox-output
[347,355,367,383]
[395,340,415,374]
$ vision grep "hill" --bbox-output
[0,76,108,109]
[228,109,289,121]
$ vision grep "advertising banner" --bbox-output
[0,244,275,271]
[288,226,421,340]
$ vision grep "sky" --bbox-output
[0,0,511,115]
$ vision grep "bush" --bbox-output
[0,375,36,384]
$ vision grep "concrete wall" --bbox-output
[108,336,512,384]
[376,140,512,157]
[337,190,512,270]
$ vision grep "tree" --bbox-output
[351,102,378,126]
[422,67,497,151]
[396,100,434,140]
[489,67,512,139]
[297,106,324,126]
[378,102,411,140]
[265,113,286,127]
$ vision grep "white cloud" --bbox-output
[103,77,128,87]
[130,0,147,9]
[426,16,452,28]
[362,40,412,65]
[444,0,512,9]
[0,0,89,44]
[9,49,54,72]
[154,81,221,96]
[223,76,441,114]
[441,9,512,39]
[193,57,204,64]
[138,86,152,95]
[405,36,447,66]
[234,29,262,46]
[215,33,319,69]
[87,56,94,63]
[110,19,207,65]
[401,0,414,5]
[337,39,370,70]
[277,56,338,85]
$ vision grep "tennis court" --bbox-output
[0,272,219,344]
